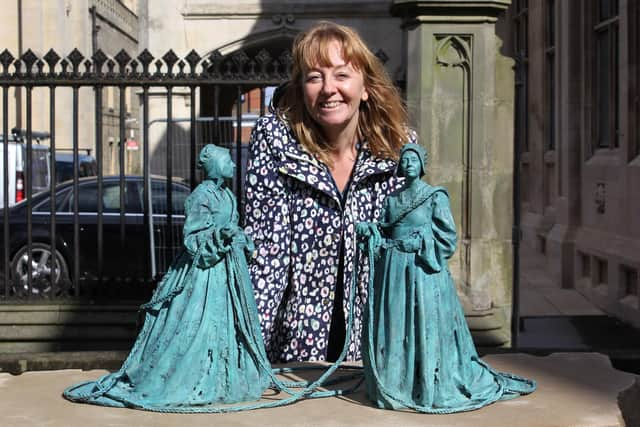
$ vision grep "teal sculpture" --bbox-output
[63,145,272,410]
[357,144,536,413]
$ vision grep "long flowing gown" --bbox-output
[64,180,271,410]
[362,184,535,413]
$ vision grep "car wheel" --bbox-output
[10,243,70,296]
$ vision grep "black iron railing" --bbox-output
[0,47,288,302]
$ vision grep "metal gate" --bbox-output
[0,47,288,302]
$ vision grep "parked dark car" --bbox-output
[0,175,190,298]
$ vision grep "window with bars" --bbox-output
[593,0,619,150]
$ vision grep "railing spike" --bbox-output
[185,50,201,75]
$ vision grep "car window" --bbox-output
[79,159,97,177]
[144,180,189,215]
[55,155,98,183]
[30,148,51,192]
[101,185,121,211]
[55,162,74,183]
[33,188,71,212]
[67,181,138,213]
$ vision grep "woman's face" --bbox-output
[302,40,369,139]
[399,150,422,179]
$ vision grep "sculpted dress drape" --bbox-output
[362,185,535,413]
[64,180,270,409]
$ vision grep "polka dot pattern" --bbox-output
[244,115,413,362]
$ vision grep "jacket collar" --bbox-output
[351,141,397,187]
[276,133,396,205]
[277,144,339,204]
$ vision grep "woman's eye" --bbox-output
[306,75,321,82]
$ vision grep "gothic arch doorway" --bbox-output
[195,31,296,206]
[200,31,296,118]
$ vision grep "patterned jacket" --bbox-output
[244,114,407,362]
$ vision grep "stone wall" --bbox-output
[393,0,516,346]
[520,0,640,328]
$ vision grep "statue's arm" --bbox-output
[431,191,457,259]
[416,190,457,271]
[220,188,255,259]
[182,189,228,267]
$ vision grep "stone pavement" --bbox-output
[0,353,636,427]
[519,242,603,317]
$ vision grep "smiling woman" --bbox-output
[302,39,369,191]
[302,40,369,150]
[244,22,414,363]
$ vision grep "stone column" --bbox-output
[392,0,515,346]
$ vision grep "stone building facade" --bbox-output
[517,0,640,327]
[0,0,140,174]
[139,0,518,346]
[0,1,522,351]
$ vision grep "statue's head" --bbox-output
[197,144,235,179]
[397,143,427,178]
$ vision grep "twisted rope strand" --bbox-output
[361,233,534,414]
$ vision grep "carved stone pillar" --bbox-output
[392,0,515,346]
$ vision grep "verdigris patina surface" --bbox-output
[63,145,272,410]
[63,145,362,413]
[357,144,536,413]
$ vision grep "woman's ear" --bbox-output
[361,88,369,102]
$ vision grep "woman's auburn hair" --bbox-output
[276,21,409,165]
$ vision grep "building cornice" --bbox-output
[182,1,394,20]
[391,0,510,23]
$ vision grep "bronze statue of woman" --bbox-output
[64,145,271,410]
[357,143,535,413]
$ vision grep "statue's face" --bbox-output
[217,150,235,179]
[204,149,235,179]
[399,150,422,178]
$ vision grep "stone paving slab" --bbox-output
[0,353,635,427]
[541,289,605,316]
[520,289,561,317]
[519,241,605,317]
[520,288,605,317]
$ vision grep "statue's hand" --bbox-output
[356,222,372,237]
[220,224,238,240]
[242,234,255,254]
[221,226,254,261]
[357,222,383,250]
[400,232,422,252]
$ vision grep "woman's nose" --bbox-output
[321,77,336,94]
